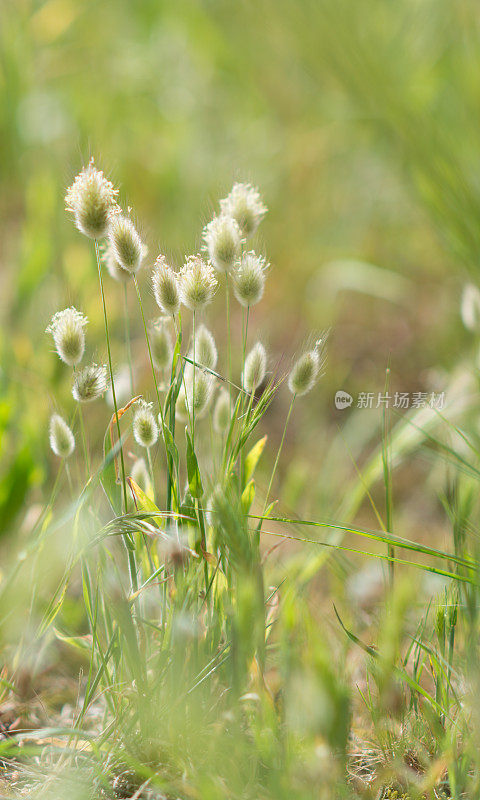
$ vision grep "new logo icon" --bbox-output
[335,390,353,410]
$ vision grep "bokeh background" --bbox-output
[2,0,480,546]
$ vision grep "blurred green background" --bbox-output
[2,0,480,537]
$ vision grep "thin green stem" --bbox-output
[192,310,196,446]
[65,460,74,497]
[77,402,90,477]
[172,314,193,432]
[167,314,183,513]
[95,242,128,513]
[258,395,296,538]
[123,282,134,396]
[239,306,250,482]
[243,306,249,370]
[133,276,162,416]
[147,447,155,499]
[72,365,90,476]
[94,241,137,595]
[133,276,176,510]
[225,270,232,396]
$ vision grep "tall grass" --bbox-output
[3,91,480,797]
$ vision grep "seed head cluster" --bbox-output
[50,167,325,496]
[72,363,109,403]
[220,182,267,237]
[288,337,327,396]
[130,457,151,495]
[133,399,158,448]
[193,324,217,371]
[202,215,243,273]
[49,413,75,458]
[179,255,217,311]
[213,389,231,434]
[242,342,267,393]
[152,255,180,316]
[108,214,145,275]
[233,251,268,308]
[461,284,480,332]
[47,307,88,366]
[65,160,118,239]
[151,318,173,371]
[104,247,131,282]
[186,369,214,419]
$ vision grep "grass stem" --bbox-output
[94,241,137,594]
[123,282,134,396]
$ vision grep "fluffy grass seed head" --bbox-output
[133,399,158,448]
[179,365,214,420]
[174,385,188,423]
[49,413,75,458]
[151,317,173,371]
[108,214,145,274]
[193,324,217,370]
[213,388,231,434]
[130,457,152,496]
[186,369,214,419]
[104,246,131,282]
[179,255,217,311]
[288,337,327,396]
[242,341,267,393]
[46,306,88,366]
[233,251,268,307]
[220,182,267,237]
[152,255,180,316]
[72,363,109,403]
[202,215,243,273]
[65,159,118,239]
[461,283,480,332]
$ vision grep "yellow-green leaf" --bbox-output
[244,435,267,484]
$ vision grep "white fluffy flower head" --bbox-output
[130,457,152,495]
[151,317,173,371]
[46,306,88,366]
[152,255,180,316]
[65,159,118,239]
[213,388,231,434]
[220,182,267,237]
[185,368,214,419]
[72,363,109,403]
[104,247,131,282]
[179,255,217,311]
[49,413,75,458]
[175,384,189,423]
[233,251,268,307]
[193,324,217,370]
[461,284,480,332]
[133,399,158,448]
[202,215,243,273]
[242,342,267,393]
[108,214,145,274]
[288,336,327,397]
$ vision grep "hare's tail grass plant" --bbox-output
[40,163,335,754]
[9,158,480,799]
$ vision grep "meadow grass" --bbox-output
[1,158,480,800]
[3,4,480,797]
